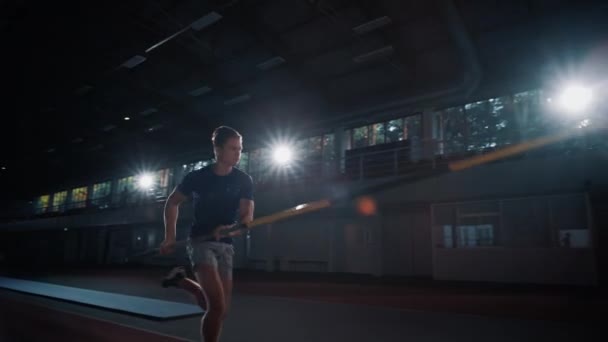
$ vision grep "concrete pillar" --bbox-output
[421,109,436,160]
[265,224,274,272]
[333,126,346,175]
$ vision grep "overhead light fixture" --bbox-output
[121,55,147,69]
[188,86,212,97]
[353,16,392,35]
[353,45,394,64]
[124,117,131,121]
[137,173,155,189]
[224,94,251,106]
[256,56,286,70]
[272,145,294,166]
[1,166,6,170]
[557,84,593,115]
[191,12,223,31]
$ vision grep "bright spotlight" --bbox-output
[272,146,293,165]
[137,174,154,189]
[557,84,593,114]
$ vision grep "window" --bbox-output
[309,136,323,159]
[513,90,545,140]
[35,195,50,214]
[352,126,369,148]
[489,96,514,147]
[438,106,467,154]
[322,133,335,161]
[386,118,404,143]
[114,176,136,205]
[435,195,589,249]
[456,224,495,247]
[51,191,68,212]
[369,123,385,145]
[70,187,88,209]
[465,100,493,151]
[157,168,171,197]
[434,201,500,248]
[91,181,111,207]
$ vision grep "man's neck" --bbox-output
[213,162,232,176]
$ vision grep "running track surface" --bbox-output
[0,266,604,342]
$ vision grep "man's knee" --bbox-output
[206,298,227,320]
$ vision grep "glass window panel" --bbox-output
[182,162,195,174]
[70,187,88,209]
[91,181,111,207]
[51,191,67,212]
[456,224,495,247]
[442,106,467,154]
[513,90,545,140]
[489,96,516,147]
[155,168,171,197]
[465,100,493,151]
[558,230,590,248]
[322,134,336,161]
[352,126,369,148]
[369,123,385,145]
[35,195,50,214]
[114,176,136,205]
[309,136,323,159]
[386,118,404,143]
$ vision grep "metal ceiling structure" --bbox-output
[1,0,607,197]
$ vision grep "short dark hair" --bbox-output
[212,126,242,148]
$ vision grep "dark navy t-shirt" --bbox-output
[177,165,254,243]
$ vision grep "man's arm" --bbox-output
[238,199,254,226]
[160,188,188,254]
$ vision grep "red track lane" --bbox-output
[0,296,189,342]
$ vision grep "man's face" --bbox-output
[216,137,242,166]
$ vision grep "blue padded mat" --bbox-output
[0,276,203,320]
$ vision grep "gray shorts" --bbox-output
[186,240,235,278]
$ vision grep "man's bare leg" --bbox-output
[177,278,207,310]
[219,270,233,317]
[195,264,226,342]
[163,267,207,310]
